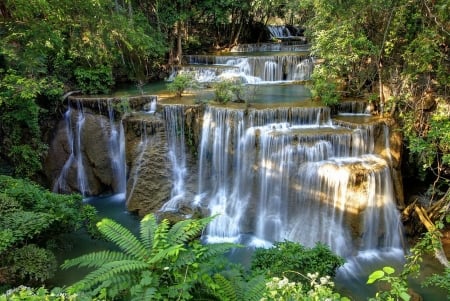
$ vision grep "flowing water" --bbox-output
[50,40,447,299]
[54,99,127,196]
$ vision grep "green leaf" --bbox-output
[399,291,411,301]
[367,270,385,284]
[382,266,395,275]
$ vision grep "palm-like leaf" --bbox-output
[71,260,148,291]
[167,215,215,245]
[61,213,240,300]
[97,218,147,261]
[61,250,132,269]
[139,213,158,250]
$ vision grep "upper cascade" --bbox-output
[178,54,314,83]
[267,25,305,40]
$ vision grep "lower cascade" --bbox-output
[188,106,403,258]
[48,96,405,297]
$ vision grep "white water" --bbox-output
[54,100,127,197]
[53,102,90,196]
[181,55,314,83]
[160,105,188,211]
[126,121,150,204]
[267,25,292,39]
[190,106,404,260]
[106,100,127,196]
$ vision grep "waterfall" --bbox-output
[127,121,150,203]
[197,107,248,242]
[160,105,188,211]
[106,100,127,196]
[268,25,292,39]
[53,99,127,198]
[195,105,403,257]
[53,101,90,196]
[185,55,314,83]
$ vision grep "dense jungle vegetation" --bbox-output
[0,0,449,299]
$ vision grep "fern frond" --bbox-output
[71,260,148,292]
[140,213,158,250]
[167,216,216,246]
[148,244,186,264]
[169,248,196,269]
[152,218,170,251]
[61,250,132,270]
[243,274,266,301]
[166,218,196,245]
[212,273,238,301]
[97,218,147,261]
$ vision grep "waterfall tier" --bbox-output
[181,54,314,83]
[191,106,403,256]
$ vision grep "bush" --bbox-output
[0,176,98,288]
[213,80,244,103]
[7,244,57,286]
[167,72,197,97]
[251,241,344,288]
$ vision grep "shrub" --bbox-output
[251,241,344,288]
[167,72,197,97]
[213,80,244,103]
[7,244,57,286]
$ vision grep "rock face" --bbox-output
[45,95,156,196]
[124,113,172,216]
[124,104,204,217]
[45,107,116,195]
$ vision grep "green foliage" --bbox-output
[251,241,344,288]
[206,268,266,301]
[0,175,97,287]
[423,267,450,297]
[62,213,237,300]
[310,67,340,106]
[74,66,114,95]
[7,244,57,285]
[0,71,58,178]
[213,80,245,104]
[367,267,410,301]
[167,72,197,97]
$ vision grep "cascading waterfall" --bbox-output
[160,105,188,211]
[54,99,127,197]
[183,55,313,83]
[267,25,292,39]
[106,100,127,196]
[194,106,403,259]
[53,101,90,196]
[127,121,150,203]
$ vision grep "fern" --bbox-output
[61,213,243,300]
[72,260,148,293]
[97,218,147,261]
[212,273,238,301]
[242,274,266,301]
[199,242,239,261]
[61,250,132,269]
[139,213,158,250]
[152,218,170,252]
[167,215,215,246]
